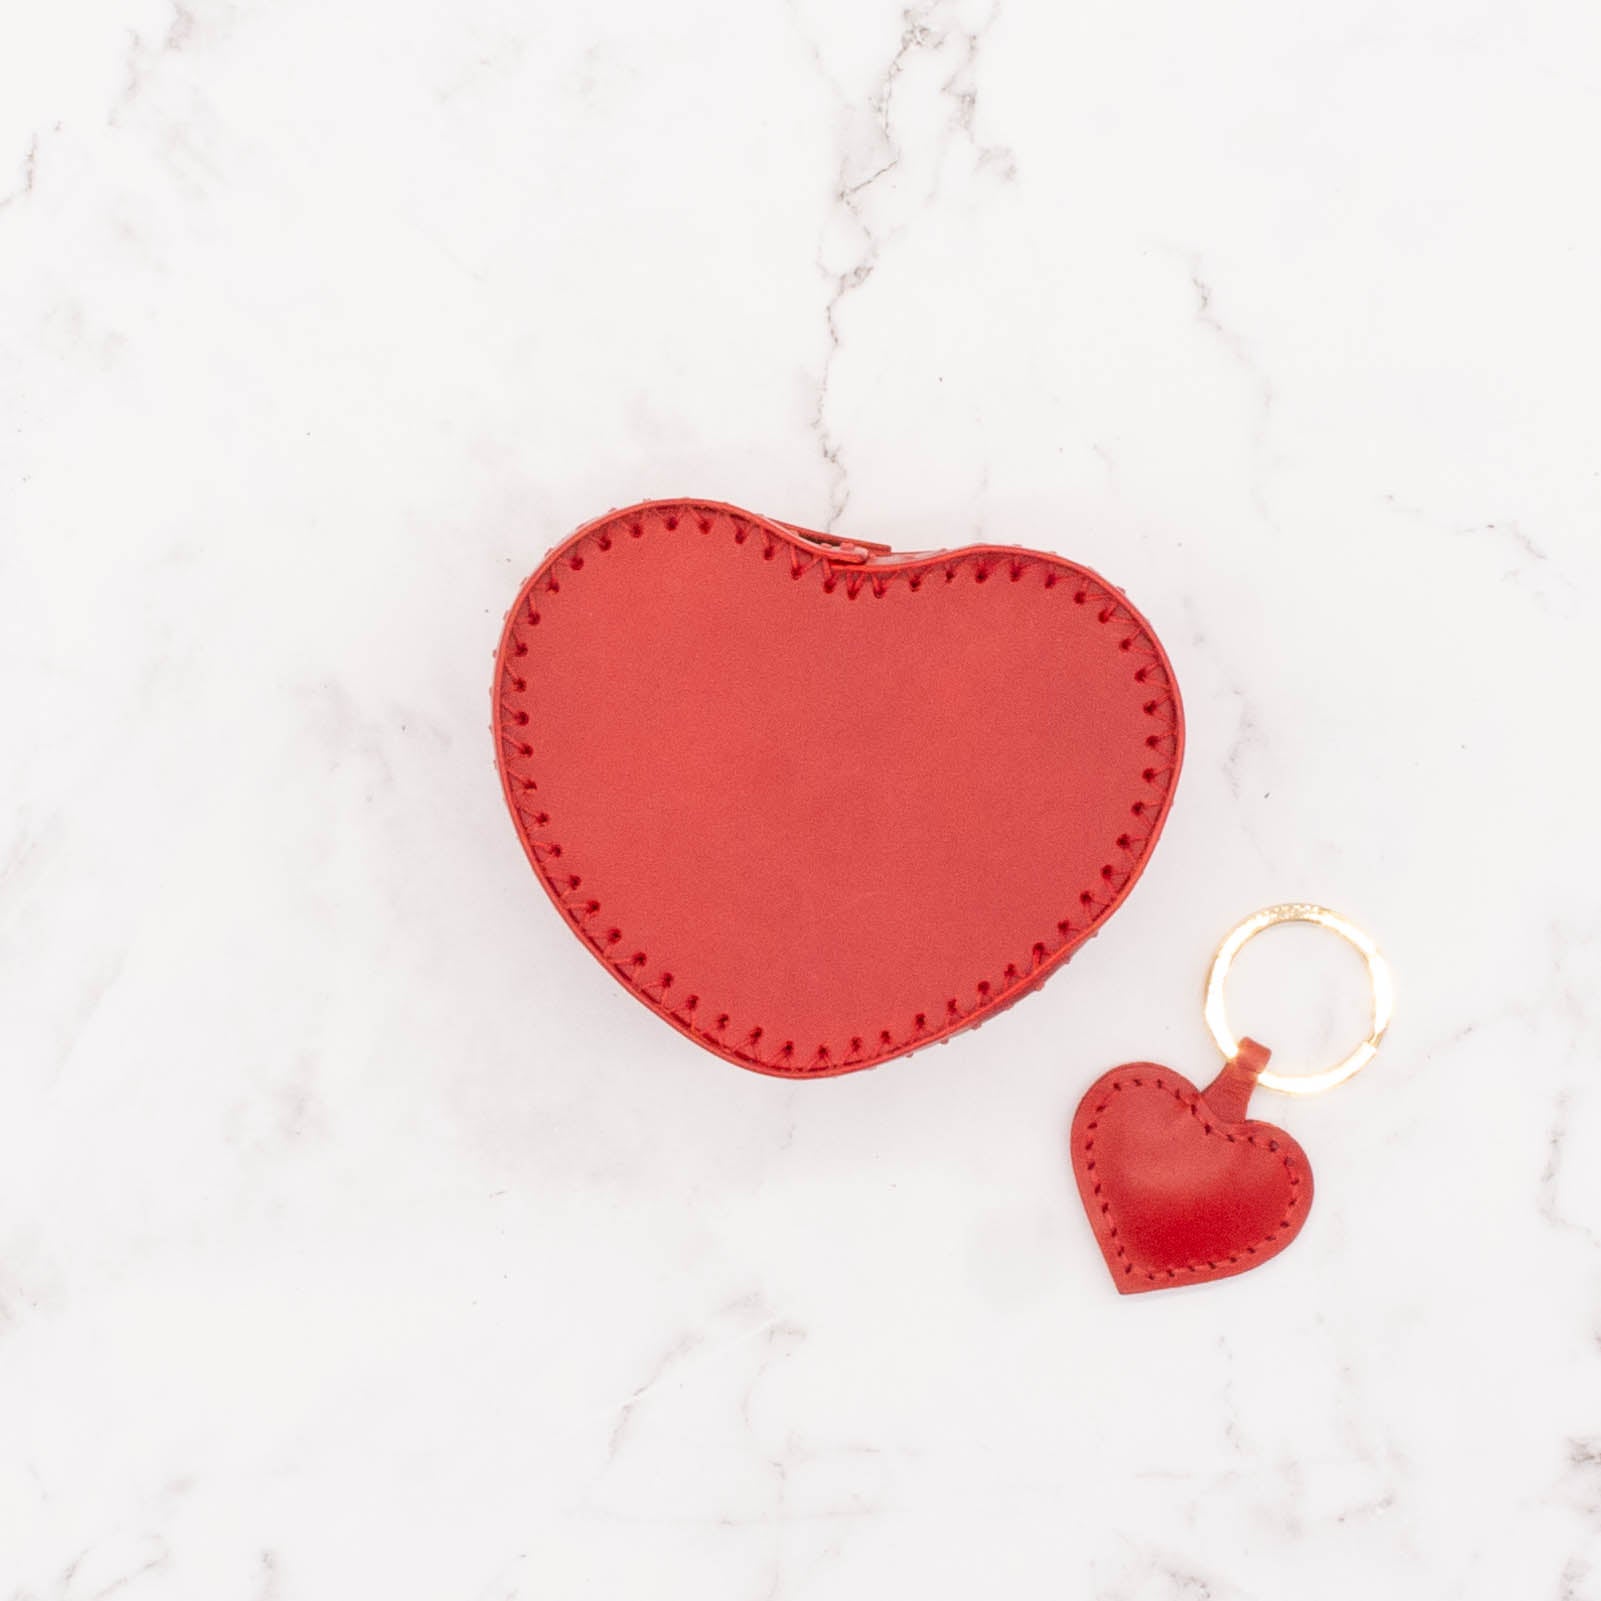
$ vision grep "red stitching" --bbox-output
[496,502,1181,1074]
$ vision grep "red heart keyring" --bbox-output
[493,499,1183,1076]
[1071,1042,1313,1292]
[1071,904,1394,1293]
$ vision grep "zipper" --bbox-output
[775,520,896,566]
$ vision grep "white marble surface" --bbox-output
[4,1,1600,1595]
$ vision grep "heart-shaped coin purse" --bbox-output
[493,499,1182,1076]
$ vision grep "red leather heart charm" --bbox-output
[494,499,1182,1076]
[1071,1041,1313,1292]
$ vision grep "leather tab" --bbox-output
[1200,1037,1271,1122]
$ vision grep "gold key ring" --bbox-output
[1203,903,1394,1095]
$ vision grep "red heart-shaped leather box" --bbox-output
[493,499,1182,1076]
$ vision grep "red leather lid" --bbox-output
[494,499,1183,1076]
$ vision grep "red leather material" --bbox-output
[1070,1041,1313,1292]
[493,499,1183,1076]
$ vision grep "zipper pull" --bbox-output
[776,520,896,565]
